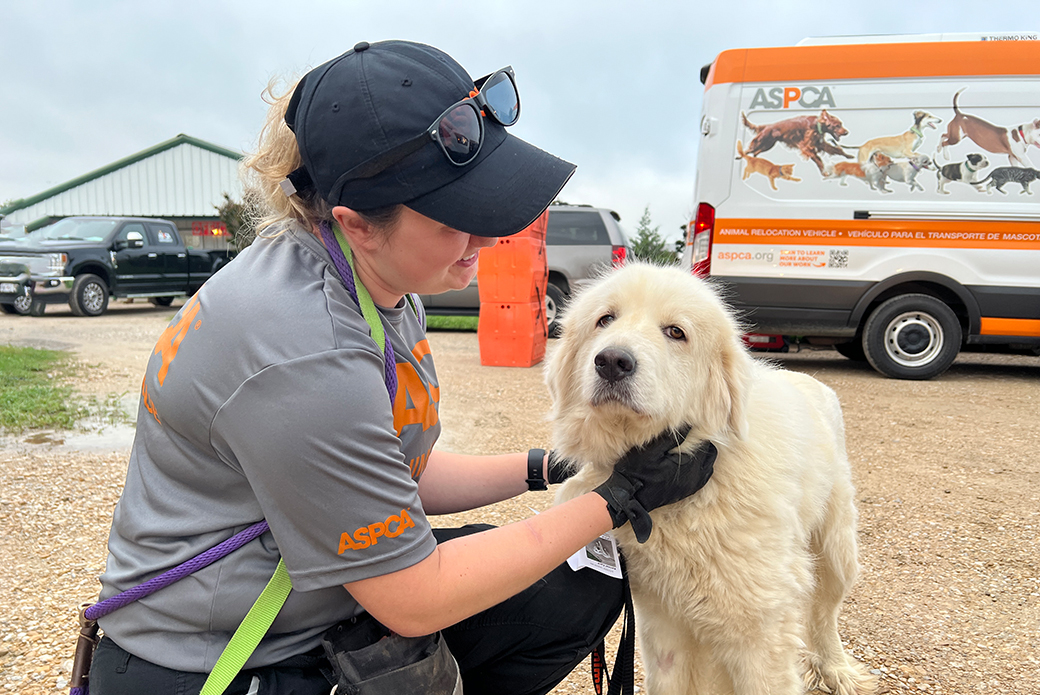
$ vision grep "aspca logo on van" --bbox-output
[749,86,836,110]
[338,509,416,553]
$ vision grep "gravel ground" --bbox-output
[1,301,1038,694]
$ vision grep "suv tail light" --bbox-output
[611,245,627,268]
[690,203,714,278]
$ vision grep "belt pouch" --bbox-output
[322,615,462,695]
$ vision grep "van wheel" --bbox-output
[863,294,961,380]
[545,283,568,338]
[70,274,110,317]
[835,340,866,361]
[149,296,175,307]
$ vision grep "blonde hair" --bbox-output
[241,77,401,239]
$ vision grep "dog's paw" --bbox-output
[802,653,879,695]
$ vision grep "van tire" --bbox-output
[863,294,961,380]
[546,282,568,338]
[149,297,175,307]
[70,274,110,317]
[835,340,866,361]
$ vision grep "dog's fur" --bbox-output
[938,88,1040,166]
[736,141,801,190]
[741,110,851,174]
[852,110,942,164]
[936,153,989,194]
[879,153,936,192]
[548,263,876,695]
[824,153,893,191]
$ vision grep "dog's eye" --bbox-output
[596,314,615,328]
[664,325,686,341]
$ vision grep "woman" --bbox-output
[90,40,716,695]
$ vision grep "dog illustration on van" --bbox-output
[740,110,852,174]
[938,88,1040,166]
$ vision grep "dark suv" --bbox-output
[419,203,631,335]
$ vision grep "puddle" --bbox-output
[7,422,138,453]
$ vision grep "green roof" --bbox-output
[0,134,243,216]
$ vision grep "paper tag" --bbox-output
[566,533,623,579]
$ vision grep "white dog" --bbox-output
[548,263,876,695]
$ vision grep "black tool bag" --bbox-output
[322,614,462,695]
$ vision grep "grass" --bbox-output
[426,314,479,332]
[0,346,133,434]
[0,345,89,433]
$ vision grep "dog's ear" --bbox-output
[703,331,752,442]
[544,313,581,412]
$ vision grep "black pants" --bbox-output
[91,525,624,695]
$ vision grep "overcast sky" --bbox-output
[0,1,1017,241]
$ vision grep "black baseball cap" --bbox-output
[284,40,575,237]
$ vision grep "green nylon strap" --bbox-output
[332,223,386,351]
[196,227,398,695]
[199,558,292,695]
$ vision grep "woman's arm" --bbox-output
[416,449,547,514]
[343,491,612,637]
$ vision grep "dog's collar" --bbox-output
[965,160,978,173]
[911,125,924,139]
[1013,125,1025,143]
[911,159,922,171]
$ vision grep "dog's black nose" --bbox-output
[595,347,636,383]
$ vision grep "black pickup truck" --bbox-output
[0,216,235,316]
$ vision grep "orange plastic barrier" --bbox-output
[477,237,547,304]
[477,211,549,367]
[477,301,547,367]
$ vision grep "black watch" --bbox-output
[526,449,548,491]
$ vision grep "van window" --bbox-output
[547,211,609,245]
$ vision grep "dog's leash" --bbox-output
[591,552,636,695]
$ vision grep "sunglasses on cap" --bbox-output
[339,66,520,180]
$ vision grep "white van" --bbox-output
[684,33,1040,379]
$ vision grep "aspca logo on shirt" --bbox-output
[338,509,416,553]
[749,86,836,110]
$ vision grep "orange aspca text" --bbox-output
[393,339,440,435]
[154,294,203,386]
[338,509,416,553]
[141,376,160,424]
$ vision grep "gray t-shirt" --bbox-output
[98,224,441,672]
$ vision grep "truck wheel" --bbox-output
[149,297,175,307]
[12,293,33,315]
[70,274,110,317]
[863,294,961,380]
[545,282,568,338]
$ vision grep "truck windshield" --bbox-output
[34,218,120,242]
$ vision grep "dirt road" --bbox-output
[1,300,1038,693]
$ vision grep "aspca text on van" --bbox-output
[686,33,1040,380]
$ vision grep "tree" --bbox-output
[215,192,260,250]
[629,205,678,265]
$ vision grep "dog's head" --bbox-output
[545,262,752,466]
[914,110,942,130]
[909,154,934,170]
[818,110,848,138]
[967,153,988,168]
[1025,119,1040,147]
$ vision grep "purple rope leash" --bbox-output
[83,521,269,621]
[319,221,398,401]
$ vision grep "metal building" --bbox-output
[0,134,244,249]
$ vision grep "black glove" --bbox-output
[593,426,717,543]
[547,450,575,485]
